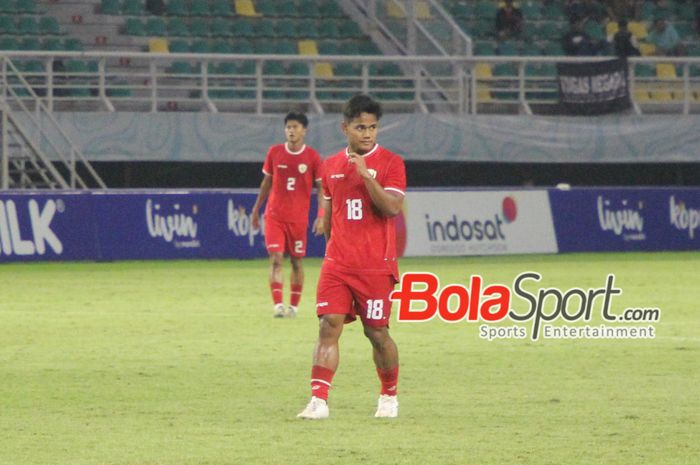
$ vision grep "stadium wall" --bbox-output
[40,113,700,163]
[0,188,697,262]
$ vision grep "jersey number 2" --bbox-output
[286,177,296,191]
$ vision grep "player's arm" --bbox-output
[251,174,272,230]
[312,179,325,236]
[348,152,403,217]
[321,196,331,241]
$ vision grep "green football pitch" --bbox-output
[1,253,698,465]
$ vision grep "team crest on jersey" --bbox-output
[298,164,308,174]
[368,169,377,179]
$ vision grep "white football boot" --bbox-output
[297,396,329,419]
[286,305,298,318]
[374,395,398,418]
[273,303,286,318]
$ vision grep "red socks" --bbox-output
[270,282,283,305]
[377,366,399,396]
[310,365,335,401]
[290,284,302,307]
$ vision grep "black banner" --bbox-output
[557,58,631,115]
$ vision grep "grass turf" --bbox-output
[0,252,698,465]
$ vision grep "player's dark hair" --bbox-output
[284,111,308,128]
[342,94,382,122]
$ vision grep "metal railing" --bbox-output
[1,55,107,189]
[2,51,700,115]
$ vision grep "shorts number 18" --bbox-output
[366,299,384,320]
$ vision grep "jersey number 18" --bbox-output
[346,198,363,220]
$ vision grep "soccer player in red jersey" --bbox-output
[297,95,406,419]
[251,112,324,318]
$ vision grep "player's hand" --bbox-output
[251,210,260,231]
[347,152,372,179]
[312,217,324,236]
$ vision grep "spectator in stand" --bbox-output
[562,15,604,55]
[145,0,165,15]
[495,0,524,39]
[566,0,607,23]
[601,0,637,21]
[609,19,641,57]
[648,17,685,56]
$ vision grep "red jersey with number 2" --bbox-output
[321,144,406,279]
[262,143,322,223]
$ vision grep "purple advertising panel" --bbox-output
[0,190,326,262]
[548,187,700,252]
[0,192,99,262]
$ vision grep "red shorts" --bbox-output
[264,217,307,258]
[316,265,396,328]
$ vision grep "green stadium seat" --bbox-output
[189,18,209,37]
[254,40,275,54]
[287,62,309,76]
[232,39,254,54]
[64,38,83,51]
[337,40,359,55]
[16,0,37,14]
[521,42,543,56]
[299,0,321,18]
[474,0,498,19]
[254,19,276,38]
[450,2,472,18]
[339,20,362,39]
[263,61,285,75]
[167,0,188,16]
[211,40,232,54]
[460,19,493,39]
[634,63,656,78]
[276,19,298,38]
[542,41,565,56]
[169,61,194,74]
[190,39,210,53]
[0,15,15,34]
[211,0,234,16]
[520,1,541,19]
[20,37,41,50]
[275,41,297,54]
[0,36,18,50]
[107,80,132,98]
[121,0,143,15]
[318,40,338,54]
[39,16,61,36]
[124,18,145,36]
[0,0,15,14]
[231,20,255,38]
[676,2,694,19]
[211,18,233,37]
[167,17,189,37]
[42,37,64,51]
[145,18,167,36]
[498,40,520,56]
[255,0,275,16]
[536,21,563,41]
[674,22,694,41]
[296,19,319,39]
[17,17,40,35]
[358,40,379,55]
[169,39,189,53]
[21,60,44,73]
[541,5,565,21]
[189,0,210,16]
[319,0,343,17]
[65,60,89,74]
[275,2,298,18]
[334,62,360,76]
[101,0,120,14]
[474,41,496,55]
[584,20,605,41]
[317,20,340,39]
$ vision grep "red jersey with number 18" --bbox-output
[262,143,322,223]
[321,144,406,279]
